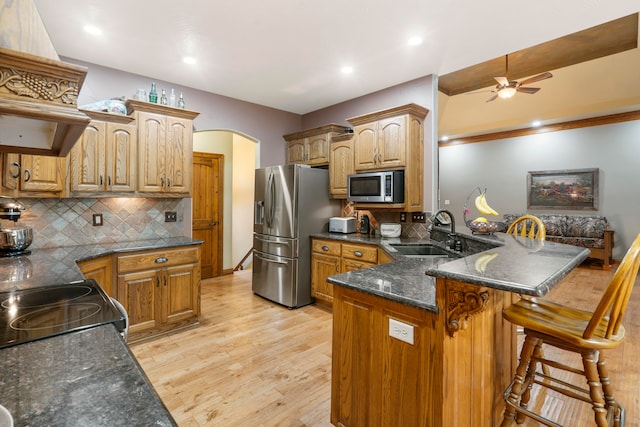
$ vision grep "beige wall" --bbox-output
[192,130,258,271]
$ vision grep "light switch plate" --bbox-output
[389,318,414,345]
[92,213,103,226]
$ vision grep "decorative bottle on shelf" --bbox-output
[160,89,168,105]
[177,92,185,109]
[149,82,158,103]
[169,89,176,107]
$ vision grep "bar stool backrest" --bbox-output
[506,215,546,240]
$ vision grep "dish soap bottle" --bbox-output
[149,82,158,103]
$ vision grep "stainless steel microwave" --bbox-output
[347,170,404,203]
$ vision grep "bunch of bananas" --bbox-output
[475,191,499,216]
[474,252,498,273]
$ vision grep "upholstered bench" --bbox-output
[503,214,614,269]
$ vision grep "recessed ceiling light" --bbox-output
[83,25,102,36]
[441,135,449,141]
[407,36,423,46]
[183,56,197,65]
[341,66,354,74]
[531,120,542,127]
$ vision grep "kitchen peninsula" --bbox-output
[325,229,589,427]
[0,238,202,426]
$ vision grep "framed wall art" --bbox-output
[527,168,599,210]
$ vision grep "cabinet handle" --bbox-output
[321,245,329,251]
[160,176,165,188]
[24,169,31,182]
[156,277,160,287]
[108,176,112,186]
[99,174,103,186]
[164,276,167,287]
[155,257,168,263]
[336,264,339,272]
[353,251,363,257]
[167,177,171,187]
[10,162,20,179]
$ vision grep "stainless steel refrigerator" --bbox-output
[252,164,340,308]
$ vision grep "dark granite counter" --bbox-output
[318,228,589,312]
[0,324,177,427]
[0,237,203,292]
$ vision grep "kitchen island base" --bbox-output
[331,278,517,427]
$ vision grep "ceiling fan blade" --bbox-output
[519,72,552,86]
[494,76,509,86]
[466,89,495,95]
[517,86,541,94]
[486,94,498,102]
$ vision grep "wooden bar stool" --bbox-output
[506,215,546,240]
[501,233,640,427]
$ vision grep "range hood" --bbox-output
[0,1,90,157]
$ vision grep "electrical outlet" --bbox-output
[165,211,177,222]
[399,212,407,222]
[389,318,414,344]
[412,212,426,223]
[92,213,103,226]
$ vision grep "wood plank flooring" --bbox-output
[130,264,640,426]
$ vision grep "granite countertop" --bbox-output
[318,228,589,312]
[0,237,203,292]
[0,324,177,427]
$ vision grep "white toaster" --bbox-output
[329,217,356,234]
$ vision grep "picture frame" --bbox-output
[527,168,599,210]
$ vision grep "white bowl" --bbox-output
[0,405,13,427]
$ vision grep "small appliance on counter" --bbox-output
[380,223,402,238]
[0,197,32,257]
[329,217,356,234]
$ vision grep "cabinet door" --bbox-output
[2,153,21,191]
[70,120,106,192]
[311,252,340,303]
[162,263,200,324]
[19,155,65,192]
[106,121,137,192]
[117,269,160,336]
[377,115,406,168]
[77,255,114,297]
[137,111,166,193]
[306,134,329,165]
[286,138,307,164]
[165,117,192,194]
[342,259,376,272]
[329,138,354,198]
[353,124,378,171]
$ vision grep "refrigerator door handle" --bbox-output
[255,201,264,225]
[266,171,276,228]
[254,252,288,265]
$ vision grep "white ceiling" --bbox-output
[33,0,639,115]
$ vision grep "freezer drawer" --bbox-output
[253,233,298,258]
[252,250,308,308]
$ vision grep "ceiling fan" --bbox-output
[470,55,553,102]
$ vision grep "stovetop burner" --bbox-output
[0,249,31,258]
[0,280,125,348]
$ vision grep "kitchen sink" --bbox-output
[388,243,454,258]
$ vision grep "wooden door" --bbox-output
[166,116,192,194]
[192,152,223,279]
[70,120,106,192]
[106,121,137,192]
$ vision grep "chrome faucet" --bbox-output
[430,209,462,251]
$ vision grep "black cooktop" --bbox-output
[0,279,126,349]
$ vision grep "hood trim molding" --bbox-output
[0,47,90,156]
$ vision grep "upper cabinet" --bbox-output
[127,100,199,196]
[328,133,354,199]
[284,124,349,166]
[69,110,137,194]
[347,104,429,211]
[1,153,66,197]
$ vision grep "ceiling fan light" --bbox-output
[498,87,517,99]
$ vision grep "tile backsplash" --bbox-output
[341,202,431,238]
[8,198,185,249]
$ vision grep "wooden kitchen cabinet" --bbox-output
[1,153,66,197]
[311,238,390,306]
[77,254,114,297]
[328,133,354,198]
[284,124,348,166]
[347,104,429,211]
[127,99,199,196]
[69,110,136,194]
[116,245,201,342]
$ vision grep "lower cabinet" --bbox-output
[311,238,390,306]
[77,255,114,296]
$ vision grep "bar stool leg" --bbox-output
[501,335,538,427]
[582,349,609,426]
[516,338,545,424]
[596,352,623,427]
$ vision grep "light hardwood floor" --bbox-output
[131,263,639,427]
